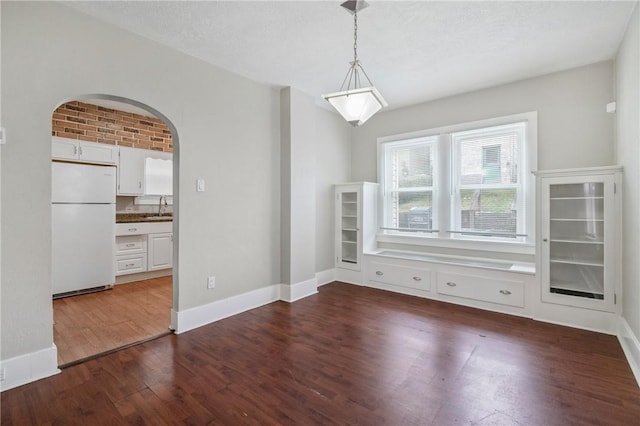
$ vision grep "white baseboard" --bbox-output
[0,345,60,392]
[172,284,281,334]
[280,278,318,302]
[316,269,335,287]
[619,317,640,387]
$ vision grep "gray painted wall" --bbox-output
[315,109,352,272]
[351,61,616,182]
[1,2,283,359]
[616,5,640,340]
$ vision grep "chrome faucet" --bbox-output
[158,195,168,215]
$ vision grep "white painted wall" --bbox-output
[351,61,616,182]
[1,2,280,360]
[616,5,640,340]
[315,109,351,272]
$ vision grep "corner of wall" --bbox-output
[619,317,640,387]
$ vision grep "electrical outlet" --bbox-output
[207,276,216,289]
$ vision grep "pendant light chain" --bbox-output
[353,11,358,64]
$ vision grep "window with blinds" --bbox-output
[378,112,535,247]
[451,122,525,239]
[383,137,436,233]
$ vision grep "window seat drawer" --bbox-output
[367,261,431,291]
[436,272,524,308]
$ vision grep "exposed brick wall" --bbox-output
[52,101,173,152]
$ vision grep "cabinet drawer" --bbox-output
[367,261,431,291]
[115,235,146,255]
[437,272,524,308]
[115,254,147,276]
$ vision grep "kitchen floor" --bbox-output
[53,276,172,366]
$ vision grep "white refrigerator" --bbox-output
[52,161,116,296]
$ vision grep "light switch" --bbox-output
[196,179,205,192]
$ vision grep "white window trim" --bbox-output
[377,111,537,255]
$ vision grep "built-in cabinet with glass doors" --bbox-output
[335,183,378,272]
[536,166,622,312]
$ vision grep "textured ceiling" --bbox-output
[62,1,636,111]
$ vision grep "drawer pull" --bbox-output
[499,289,512,295]
[376,271,384,276]
[446,282,457,287]
[125,243,136,247]
[125,263,135,268]
[128,228,138,232]
[412,276,422,281]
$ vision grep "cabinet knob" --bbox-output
[499,290,512,295]
[543,238,548,242]
[376,271,383,276]
[412,276,422,281]
[128,228,137,232]
[446,282,456,287]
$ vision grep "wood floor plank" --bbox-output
[3,282,639,425]
[53,276,172,365]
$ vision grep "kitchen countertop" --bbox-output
[116,213,173,223]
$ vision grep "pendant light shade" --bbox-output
[322,86,388,127]
[322,1,387,126]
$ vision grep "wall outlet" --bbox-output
[207,276,216,289]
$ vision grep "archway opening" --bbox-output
[50,94,179,367]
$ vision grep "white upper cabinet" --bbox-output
[117,146,146,196]
[52,137,117,165]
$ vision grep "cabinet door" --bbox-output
[117,146,145,195]
[540,174,616,312]
[79,141,118,165]
[336,186,361,271]
[52,137,79,161]
[147,232,173,271]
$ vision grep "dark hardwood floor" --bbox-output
[54,276,173,366]
[4,282,639,425]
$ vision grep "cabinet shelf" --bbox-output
[342,228,357,232]
[550,196,604,201]
[550,258,604,267]
[550,238,603,245]
[342,240,357,245]
[550,218,604,222]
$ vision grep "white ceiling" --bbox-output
[62,1,636,111]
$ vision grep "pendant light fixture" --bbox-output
[322,0,388,127]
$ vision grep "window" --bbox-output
[378,112,536,251]
[382,137,437,233]
[452,123,524,239]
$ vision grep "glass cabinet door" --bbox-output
[548,182,605,299]
[340,191,359,266]
[541,172,617,312]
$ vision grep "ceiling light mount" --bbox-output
[322,0,388,127]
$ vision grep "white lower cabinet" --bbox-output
[364,253,534,316]
[115,253,148,276]
[367,261,431,291]
[115,222,172,276]
[147,232,173,271]
[436,272,525,308]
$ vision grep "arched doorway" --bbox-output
[50,94,179,367]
